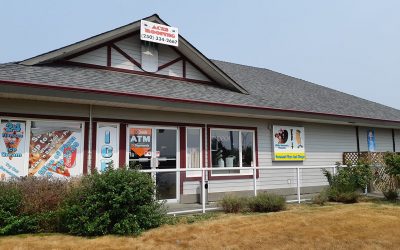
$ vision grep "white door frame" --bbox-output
[126,125,180,203]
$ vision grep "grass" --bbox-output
[1,202,400,249]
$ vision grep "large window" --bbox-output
[210,128,255,175]
[186,127,202,177]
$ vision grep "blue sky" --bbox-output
[1,1,399,109]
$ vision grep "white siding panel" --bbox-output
[157,60,183,77]
[186,62,210,81]
[111,48,142,71]
[69,47,107,66]
[158,45,180,66]
[395,130,400,152]
[114,35,142,62]
[375,128,394,152]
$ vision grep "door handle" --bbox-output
[157,157,167,162]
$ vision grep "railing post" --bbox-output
[297,167,301,204]
[201,167,206,214]
[253,167,257,197]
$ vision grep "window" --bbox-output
[186,128,202,177]
[96,123,119,172]
[29,120,84,178]
[210,128,255,175]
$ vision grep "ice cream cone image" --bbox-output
[296,130,303,148]
[2,125,23,160]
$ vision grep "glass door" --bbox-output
[128,126,179,202]
[155,128,177,201]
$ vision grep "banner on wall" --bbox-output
[0,121,27,180]
[96,123,119,172]
[129,128,152,159]
[367,128,376,152]
[273,125,305,161]
[29,121,83,178]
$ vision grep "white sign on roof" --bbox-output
[140,20,179,47]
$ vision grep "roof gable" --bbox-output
[19,14,248,94]
[65,32,212,83]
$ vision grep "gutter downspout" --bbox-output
[355,126,360,156]
[392,129,396,152]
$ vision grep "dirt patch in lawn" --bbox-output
[1,202,399,249]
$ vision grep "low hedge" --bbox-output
[0,168,167,236]
[219,193,286,213]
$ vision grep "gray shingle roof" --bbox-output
[0,61,400,122]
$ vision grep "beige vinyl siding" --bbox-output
[69,47,108,66]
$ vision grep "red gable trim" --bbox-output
[1,79,399,124]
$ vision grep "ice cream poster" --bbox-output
[273,125,305,161]
[0,121,27,180]
[29,121,83,178]
[96,123,119,172]
[367,128,376,152]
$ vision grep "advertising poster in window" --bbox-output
[129,128,152,159]
[273,125,305,161]
[367,128,376,152]
[29,121,83,178]
[96,123,119,172]
[0,121,27,180]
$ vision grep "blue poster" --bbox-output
[367,129,376,152]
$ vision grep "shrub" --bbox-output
[219,195,248,213]
[0,182,38,235]
[60,168,166,236]
[0,177,70,235]
[220,193,286,213]
[312,189,329,205]
[383,189,399,201]
[322,163,372,203]
[248,193,286,212]
[384,153,400,178]
[10,177,70,215]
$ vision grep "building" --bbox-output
[1,14,399,203]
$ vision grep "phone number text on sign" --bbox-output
[140,20,179,47]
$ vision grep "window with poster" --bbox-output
[96,123,119,172]
[29,120,84,178]
[0,120,29,180]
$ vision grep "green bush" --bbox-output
[219,195,248,213]
[384,153,400,178]
[248,192,286,212]
[323,163,372,203]
[0,182,38,235]
[60,168,166,236]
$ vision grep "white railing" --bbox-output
[139,165,339,215]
